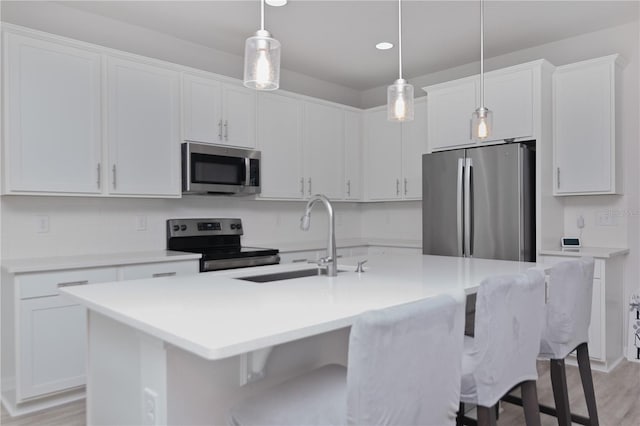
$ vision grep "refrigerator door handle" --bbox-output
[457,158,464,257]
[464,158,473,257]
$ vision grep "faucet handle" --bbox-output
[317,256,332,265]
[355,259,368,273]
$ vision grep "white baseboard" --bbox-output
[1,387,85,417]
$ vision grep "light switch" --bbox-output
[36,215,49,233]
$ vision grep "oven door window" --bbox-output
[191,153,245,185]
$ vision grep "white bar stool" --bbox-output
[503,257,599,426]
[229,293,466,426]
[457,270,546,426]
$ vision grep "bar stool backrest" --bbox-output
[471,270,546,408]
[540,257,595,359]
[346,293,465,426]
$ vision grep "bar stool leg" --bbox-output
[550,358,572,426]
[477,405,497,426]
[576,343,600,426]
[521,380,541,426]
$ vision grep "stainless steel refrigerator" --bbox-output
[422,143,535,262]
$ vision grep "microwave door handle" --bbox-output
[244,157,250,186]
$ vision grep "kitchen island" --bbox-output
[61,254,545,425]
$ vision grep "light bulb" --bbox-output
[477,118,488,139]
[254,48,273,90]
[393,93,407,120]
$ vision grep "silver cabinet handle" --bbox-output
[300,178,304,196]
[97,163,101,189]
[404,178,408,196]
[152,272,176,278]
[308,178,312,196]
[292,258,308,263]
[557,167,560,189]
[57,280,89,288]
[112,164,117,189]
[396,179,400,196]
[218,120,223,140]
[347,180,351,197]
[224,120,228,141]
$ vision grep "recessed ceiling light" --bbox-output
[376,42,394,50]
[266,0,288,6]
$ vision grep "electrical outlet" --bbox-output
[596,210,616,226]
[577,214,585,229]
[143,388,158,426]
[36,215,49,233]
[136,215,147,231]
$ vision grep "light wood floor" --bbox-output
[2,360,639,426]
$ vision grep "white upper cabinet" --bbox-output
[106,56,181,197]
[424,61,546,152]
[401,99,428,199]
[364,99,427,201]
[303,102,345,199]
[484,67,534,142]
[365,108,403,200]
[553,55,620,195]
[257,92,304,199]
[344,110,362,200]
[3,33,102,194]
[182,74,256,148]
[425,79,477,151]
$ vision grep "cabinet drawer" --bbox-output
[119,260,199,281]
[18,267,117,299]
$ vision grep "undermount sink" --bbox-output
[237,268,346,283]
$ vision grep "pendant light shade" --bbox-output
[388,78,414,122]
[387,0,414,122]
[244,0,281,90]
[472,0,492,139]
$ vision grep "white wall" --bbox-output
[0,1,362,108]
[0,196,363,259]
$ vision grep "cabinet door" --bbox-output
[182,74,222,144]
[18,296,87,400]
[222,84,257,149]
[554,60,614,194]
[484,68,534,142]
[257,93,304,199]
[401,100,428,199]
[106,57,181,197]
[4,33,102,194]
[365,109,402,200]
[304,102,344,199]
[119,260,199,281]
[344,110,362,200]
[588,278,604,361]
[426,79,477,151]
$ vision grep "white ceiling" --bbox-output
[56,1,639,90]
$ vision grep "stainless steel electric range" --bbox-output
[166,218,280,272]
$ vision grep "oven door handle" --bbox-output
[244,157,250,187]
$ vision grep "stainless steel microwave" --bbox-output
[182,142,261,195]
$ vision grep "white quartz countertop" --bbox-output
[538,247,629,259]
[1,250,202,274]
[60,254,546,361]
[269,238,422,252]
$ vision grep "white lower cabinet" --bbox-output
[539,255,624,370]
[119,260,199,281]
[18,297,88,400]
[2,259,199,407]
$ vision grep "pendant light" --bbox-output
[471,0,492,139]
[387,0,414,122]
[244,0,281,90]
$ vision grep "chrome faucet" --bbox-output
[300,194,337,277]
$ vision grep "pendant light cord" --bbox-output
[398,0,403,79]
[261,0,265,31]
[480,0,484,106]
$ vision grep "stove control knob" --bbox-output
[173,225,180,232]
[180,225,187,231]
[230,224,236,230]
